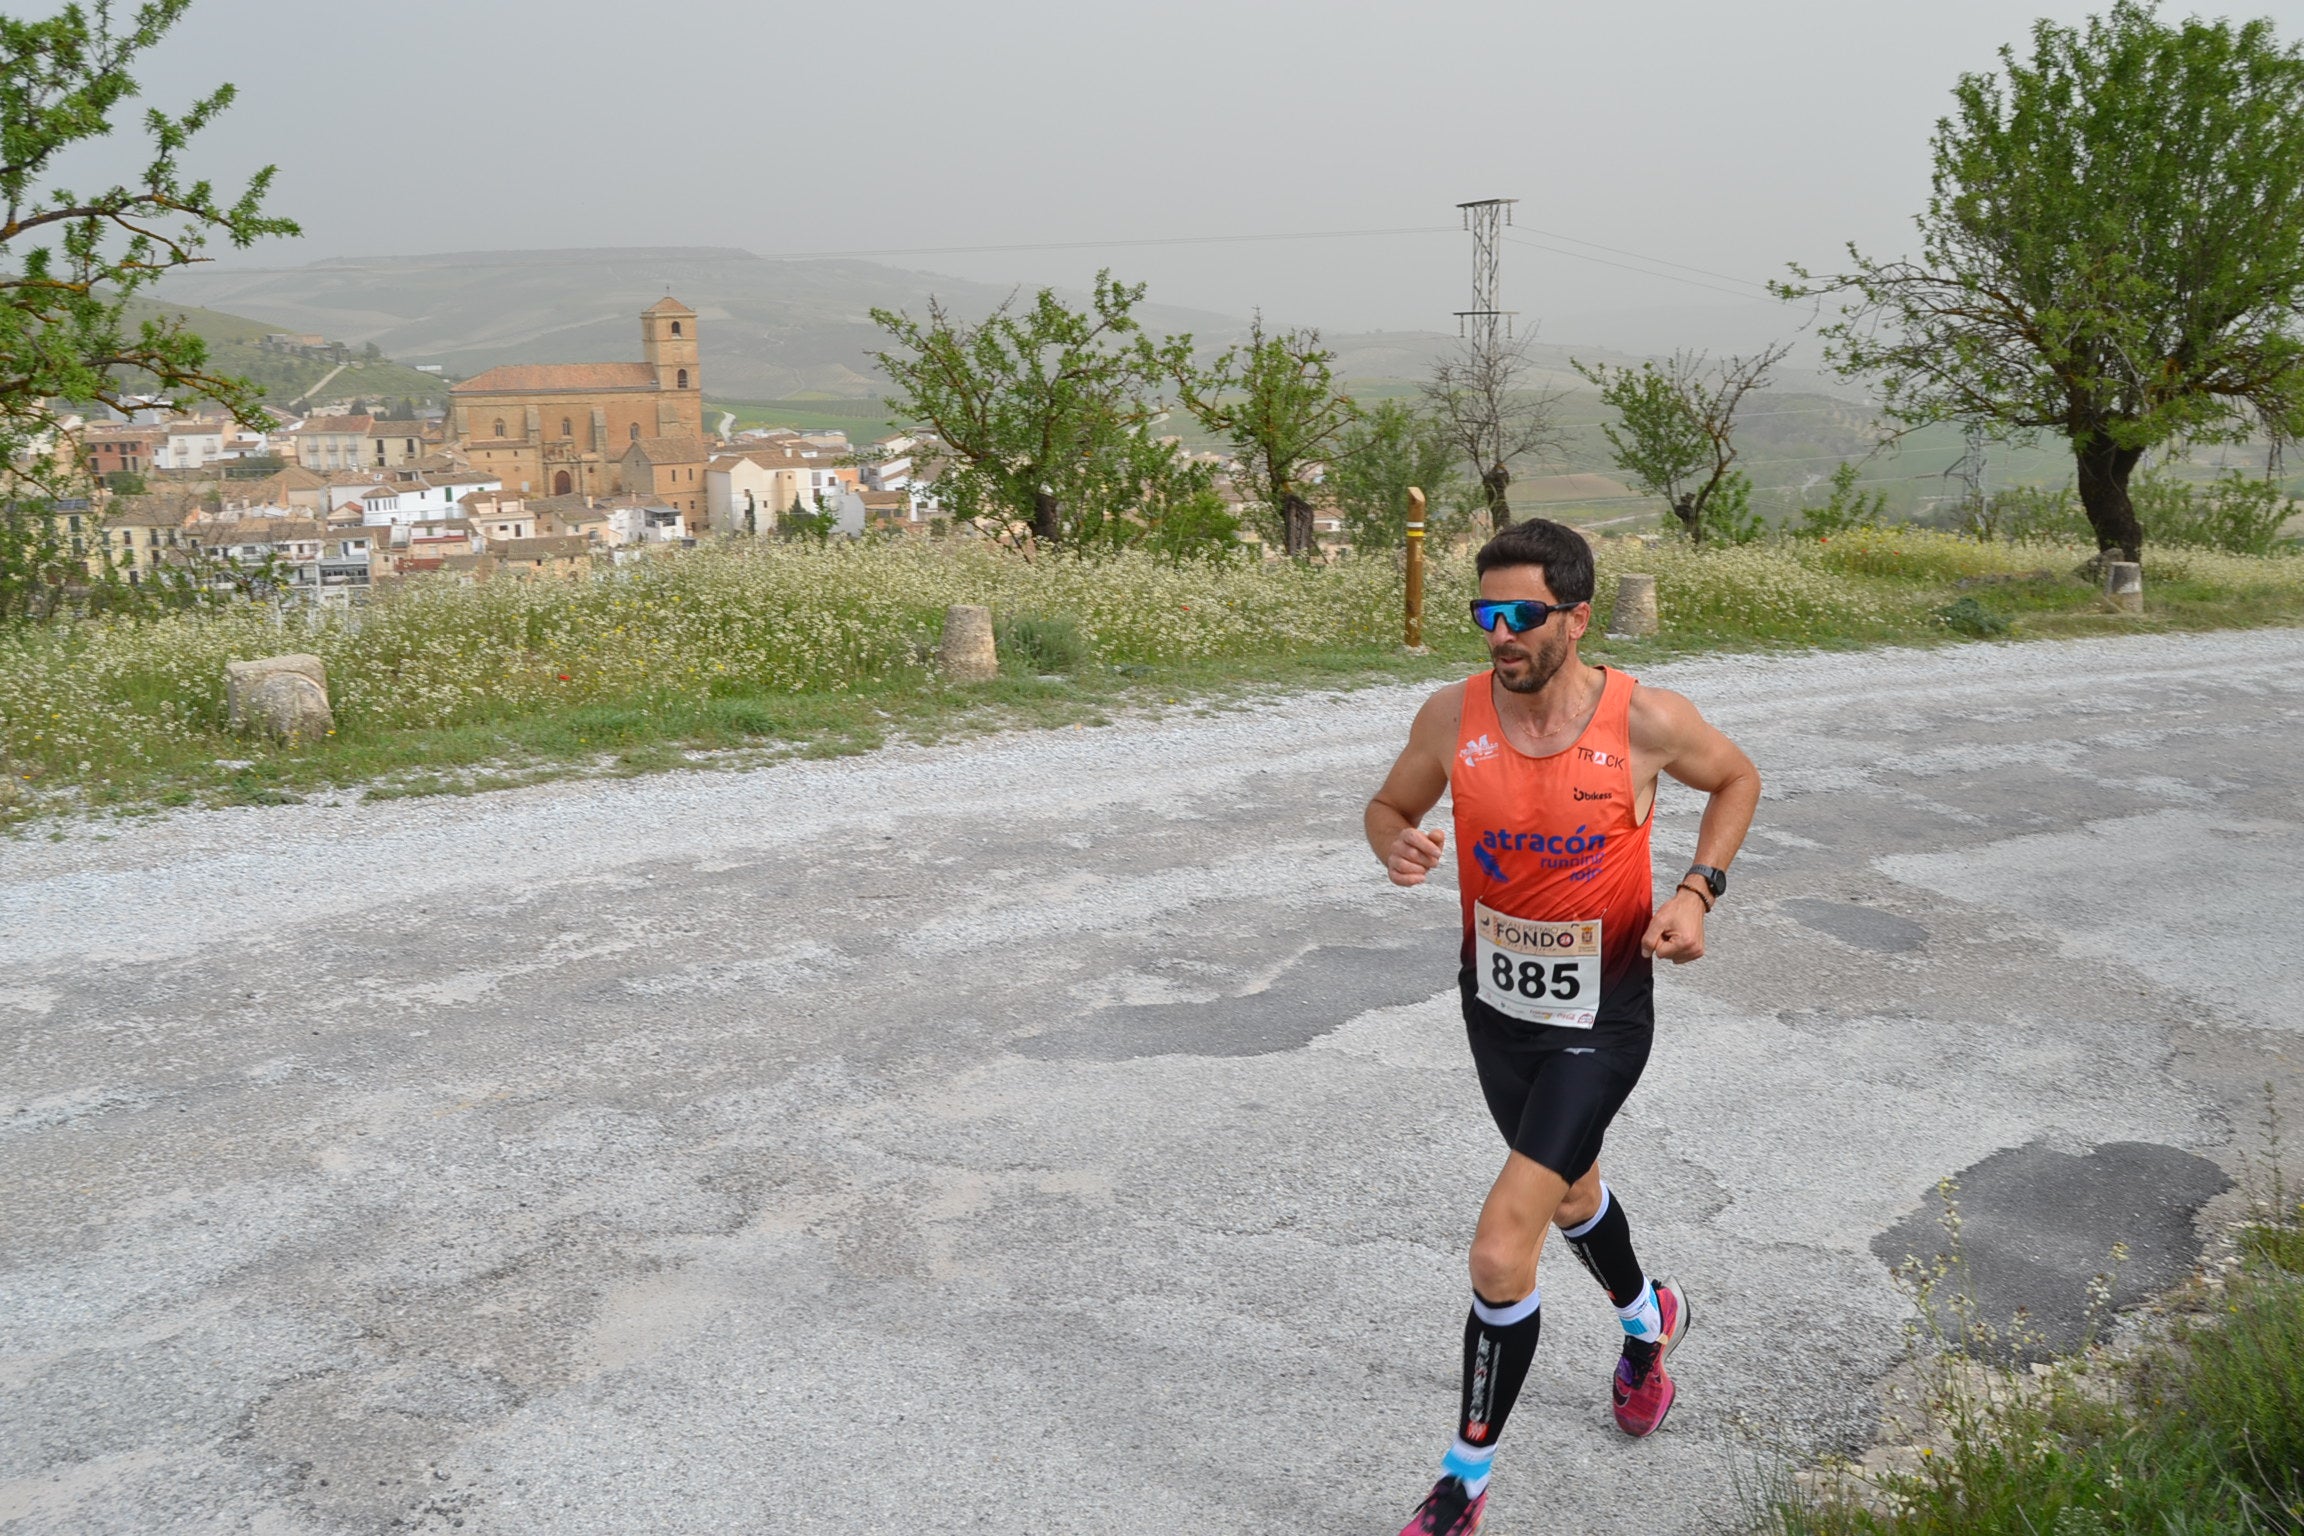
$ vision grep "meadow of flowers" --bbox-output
[3,529,2297,806]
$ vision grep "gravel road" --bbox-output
[5,628,2302,1535]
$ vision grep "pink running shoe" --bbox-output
[1611,1278,1691,1438]
[1398,1475,1486,1535]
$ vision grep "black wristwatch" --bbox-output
[1683,864,1728,900]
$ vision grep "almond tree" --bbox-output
[1575,345,1788,546]
[871,274,1209,550]
[1784,2,2304,559]
[1420,334,1565,530]
[0,0,296,471]
[0,0,298,620]
[1154,316,1358,557]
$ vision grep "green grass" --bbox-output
[1768,1160,2304,1536]
[5,529,2301,825]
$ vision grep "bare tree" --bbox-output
[1420,335,1566,530]
[1575,343,1791,545]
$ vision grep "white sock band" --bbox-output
[1471,1288,1541,1328]
[1618,1278,1663,1340]
[1559,1182,1614,1241]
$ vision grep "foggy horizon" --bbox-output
[55,0,2304,354]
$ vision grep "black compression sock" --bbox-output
[1457,1289,1542,1448]
[1561,1182,1648,1308]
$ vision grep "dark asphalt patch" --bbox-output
[1872,1140,2230,1360]
[1016,932,1459,1060]
[1783,898,1930,954]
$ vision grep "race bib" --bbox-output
[1474,902,1602,1028]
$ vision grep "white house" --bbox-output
[704,456,809,536]
[154,420,227,469]
[861,434,915,492]
[332,474,504,526]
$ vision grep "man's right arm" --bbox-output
[1363,684,1462,888]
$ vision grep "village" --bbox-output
[36,297,966,602]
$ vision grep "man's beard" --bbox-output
[1491,628,1570,694]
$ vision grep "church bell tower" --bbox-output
[641,297,701,439]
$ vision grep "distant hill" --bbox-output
[146,246,1745,403]
[149,247,1249,402]
[118,297,449,414]
[141,246,1871,421]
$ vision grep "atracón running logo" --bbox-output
[1473,825,1608,882]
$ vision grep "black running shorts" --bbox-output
[1458,966,1653,1183]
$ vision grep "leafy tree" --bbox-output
[1133,481,1239,562]
[871,273,1203,548]
[1328,398,1460,550]
[1783,3,2304,560]
[0,0,295,475]
[1575,345,1788,545]
[1794,461,1888,539]
[779,492,834,543]
[1421,334,1564,529]
[1155,315,1357,557]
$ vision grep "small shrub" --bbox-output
[2132,470,2295,555]
[1939,597,2010,637]
[1966,485,2090,544]
[996,612,1091,674]
[1698,470,1768,546]
[1795,463,1888,540]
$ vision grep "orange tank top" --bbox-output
[1452,666,1654,1031]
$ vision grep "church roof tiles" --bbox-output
[625,435,706,464]
[451,362,658,394]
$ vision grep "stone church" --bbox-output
[448,298,707,518]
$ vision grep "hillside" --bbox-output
[147,246,1788,403]
[151,247,1250,402]
[118,297,450,414]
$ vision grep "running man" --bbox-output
[1364,519,1761,1534]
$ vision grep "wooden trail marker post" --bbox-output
[1404,486,1427,651]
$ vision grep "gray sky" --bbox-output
[77,0,2304,346]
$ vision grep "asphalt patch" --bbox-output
[1017,933,1459,1060]
[1783,898,1929,954]
[1872,1139,2230,1360]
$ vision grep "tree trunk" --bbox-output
[1031,488,1061,545]
[1673,493,1703,546]
[1281,491,1316,557]
[1482,464,1513,529]
[2073,432,2145,561]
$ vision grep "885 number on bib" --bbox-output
[1473,903,1602,1028]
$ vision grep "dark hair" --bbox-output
[1474,518,1595,604]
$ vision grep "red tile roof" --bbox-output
[452,363,658,394]
[624,434,706,464]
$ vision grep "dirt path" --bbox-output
[4,629,2300,1534]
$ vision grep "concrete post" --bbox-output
[1609,573,1659,638]
[226,654,328,733]
[940,604,998,682]
[2104,562,2144,614]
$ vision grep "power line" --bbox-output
[1502,235,1783,303]
[1513,226,1778,291]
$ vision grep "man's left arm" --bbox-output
[1630,687,1762,964]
